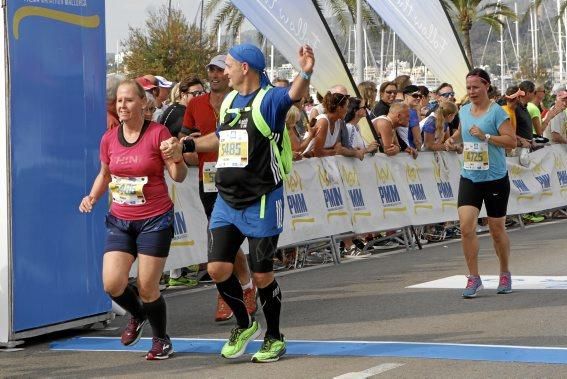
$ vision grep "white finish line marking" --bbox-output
[334,363,404,378]
[408,275,567,290]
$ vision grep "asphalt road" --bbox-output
[3,221,567,378]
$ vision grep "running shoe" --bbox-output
[243,284,258,316]
[168,276,199,288]
[121,317,147,346]
[146,335,174,360]
[251,335,287,363]
[497,272,512,294]
[343,245,371,259]
[462,275,483,298]
[221,320,261,359]
[215,294,234,322]
[373,240,399,250]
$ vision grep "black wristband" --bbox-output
[182,139,196,153]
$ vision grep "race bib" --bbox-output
[202,161,218,193]
[109,175,148,205]
[216,129,249,168]
[463,142,489,170]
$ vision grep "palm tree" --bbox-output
[204,0,383,44]
[441,0,517,67]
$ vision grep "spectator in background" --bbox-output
[371,81,397,119]
[286,106,313,159]
[159,77,203,140]
[273,78,290,88]
[544,85,567,144]
[106,74,124,130]
[153,76,174,122]
[401,85,423,150]
[393,75,412,101]
[305,92,356,158]
[516,80,535,154]
[421,101,458,152]
[308,84,348,122]
[417,85,430,119]
[344,97,379,155]
[501,85,523,135]
[357,81,378,112]
[372,102,416,158]
[527,83,546,136]
[136,77,159,121]
[433,83,460,134]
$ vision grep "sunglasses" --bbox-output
[384,90,397,95]
[335,93,350,105]
[410,93,422,99]
[188,90,205,96]
[439,92,455,98]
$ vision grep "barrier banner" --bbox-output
[166,148,567,267]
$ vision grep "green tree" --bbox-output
[122,5,218,81]
[441,0,517,67]
[204,0,383,42]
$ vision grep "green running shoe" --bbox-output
[168,276,198,288]
[251,335,287,363]
[221,320,261,359]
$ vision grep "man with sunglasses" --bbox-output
[401,85,423,151]
[179,56,258,323]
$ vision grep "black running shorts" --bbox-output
[457,174,510,218]
[209,225,279,273]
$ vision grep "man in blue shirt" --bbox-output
[163,43,314,363]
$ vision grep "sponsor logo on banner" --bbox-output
[338,163,371,223]
[553,153,567,196]
[405,163,432,214]
[284,170,315,230]
[374,162,406,216]
[532,161,553,198]
[432,157,456,211]
[169,184,195,247]
[509,165,534,201]
[317,164,348,221]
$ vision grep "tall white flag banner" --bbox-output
[229,0,376,142]
[365,0,470,98]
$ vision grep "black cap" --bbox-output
[402,85,420,94]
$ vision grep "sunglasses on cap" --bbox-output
[439,91,455,98]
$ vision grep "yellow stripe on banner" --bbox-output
[352,211,372,223]
[383,207,407,217]
[517,195,534,202]
[561,188,567,196]
[291,217,315,230]
[326,211,348,222]
[441,201,457,211]
[171,240,195,247]
[414,204,433,214]
[13,6,100,40]
[540,192,553,198]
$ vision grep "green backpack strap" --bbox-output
[251,86,292,181]
[219,90,239,127]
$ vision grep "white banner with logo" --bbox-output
[365,0,470,98]
[163,146,567,267]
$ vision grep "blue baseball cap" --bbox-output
[228,43,271,87]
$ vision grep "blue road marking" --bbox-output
[50,337,567,365]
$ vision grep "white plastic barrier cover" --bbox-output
[163,146,567,269]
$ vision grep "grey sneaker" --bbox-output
[497,272,512,294]
[462,275,483,298]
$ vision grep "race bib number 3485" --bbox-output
[216,129,249,168]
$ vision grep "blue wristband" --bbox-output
[299,71,312,80]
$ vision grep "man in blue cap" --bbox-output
[163,43,315,362]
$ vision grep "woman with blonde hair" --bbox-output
[421,101,459,151]
[285,106,312,159]
[357,81,378,111]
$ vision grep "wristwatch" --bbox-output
[485,134,491,142]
